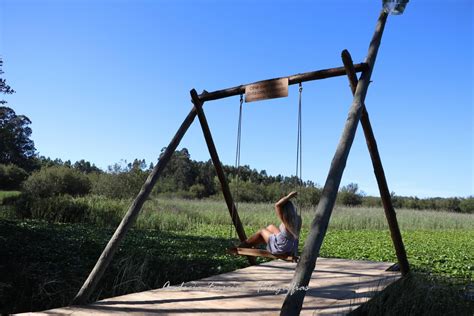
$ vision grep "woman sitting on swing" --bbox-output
[239,191,301,255]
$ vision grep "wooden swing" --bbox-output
[228,247,299,262]
[227,84,304,263]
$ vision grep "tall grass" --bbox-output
[136,198,474,232]
[6,193,474,231]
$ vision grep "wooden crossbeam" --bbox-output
[198,63,368,102]
[228,247,299,263]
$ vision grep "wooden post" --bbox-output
[341,50,409,276]
[190,89,256,265]
[280,10,389,316]
[72,107,198,305]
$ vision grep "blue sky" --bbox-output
[1,0,472,198]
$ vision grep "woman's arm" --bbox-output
[275,191,298,218]
[276,191,298,207]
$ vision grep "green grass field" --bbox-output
[1,194,473,314]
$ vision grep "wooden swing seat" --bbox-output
[228,247,299,263]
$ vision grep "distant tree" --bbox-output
[459,197,474,214]
[338,183,363,206]
[159,148,196,191]
[0,58,15,104]
[0,107,37,171]
[193,160,216,197]
[73,159,102,174]
[0,59,36,171]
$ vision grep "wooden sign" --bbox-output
[245,78,289,103]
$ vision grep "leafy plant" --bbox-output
[0,164,28,190]
[22,166,91,198]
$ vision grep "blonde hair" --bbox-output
[281,201,301,239]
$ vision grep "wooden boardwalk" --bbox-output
[22,258,400,315]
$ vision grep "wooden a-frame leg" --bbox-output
[190,89,256,265]
[342,50,410,276]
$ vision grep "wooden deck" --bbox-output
[22,258,400,315]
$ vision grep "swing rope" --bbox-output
[294,83,303,218]
[292,83,303,257]
[230,94,244,241]
[296,83,303,186]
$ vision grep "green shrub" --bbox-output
[0,164,28,190]
[459,197,474,213]
[298,186,322,207]
[22,166,91,198]
[338,183,363,206]
[189,184,207,199]
[362,196,383,208]
[89,170,147,199]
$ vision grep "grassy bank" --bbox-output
[0,219,251,314]
[1,219,473,314]
[1,195,473,314]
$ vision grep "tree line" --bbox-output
[1,148,473,213]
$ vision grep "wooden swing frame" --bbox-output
[72,11,409,310]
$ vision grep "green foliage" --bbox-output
[351,273,474,316]
[73,159,102,174]
[361,195,383,208]
[0,107,37,171]
[0,197,473,313]
[0,219,250,314]
[0,58,15,102]
[377,194,473,213]
[460,197,474,213]
[89,160,148,199]
[22,166,91,198]
[338,183,363,206]
[317,229,474,279]
[189,183,207,199]
[155,148,196,193]
[0,164,28,190]
[0,218,472,314]
[10,194,474,232]
[13,194,126,226]
[361,194,474,213]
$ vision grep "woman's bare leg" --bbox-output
[266,224,280,235]
[242,228,273,247]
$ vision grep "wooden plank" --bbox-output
[341,50,410,276]
[72,107,199,305]
[280,10,389,316]
[27,258,401,316]
[198,63,368,102]
[190,89,256,265]
[228,247,298,262]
